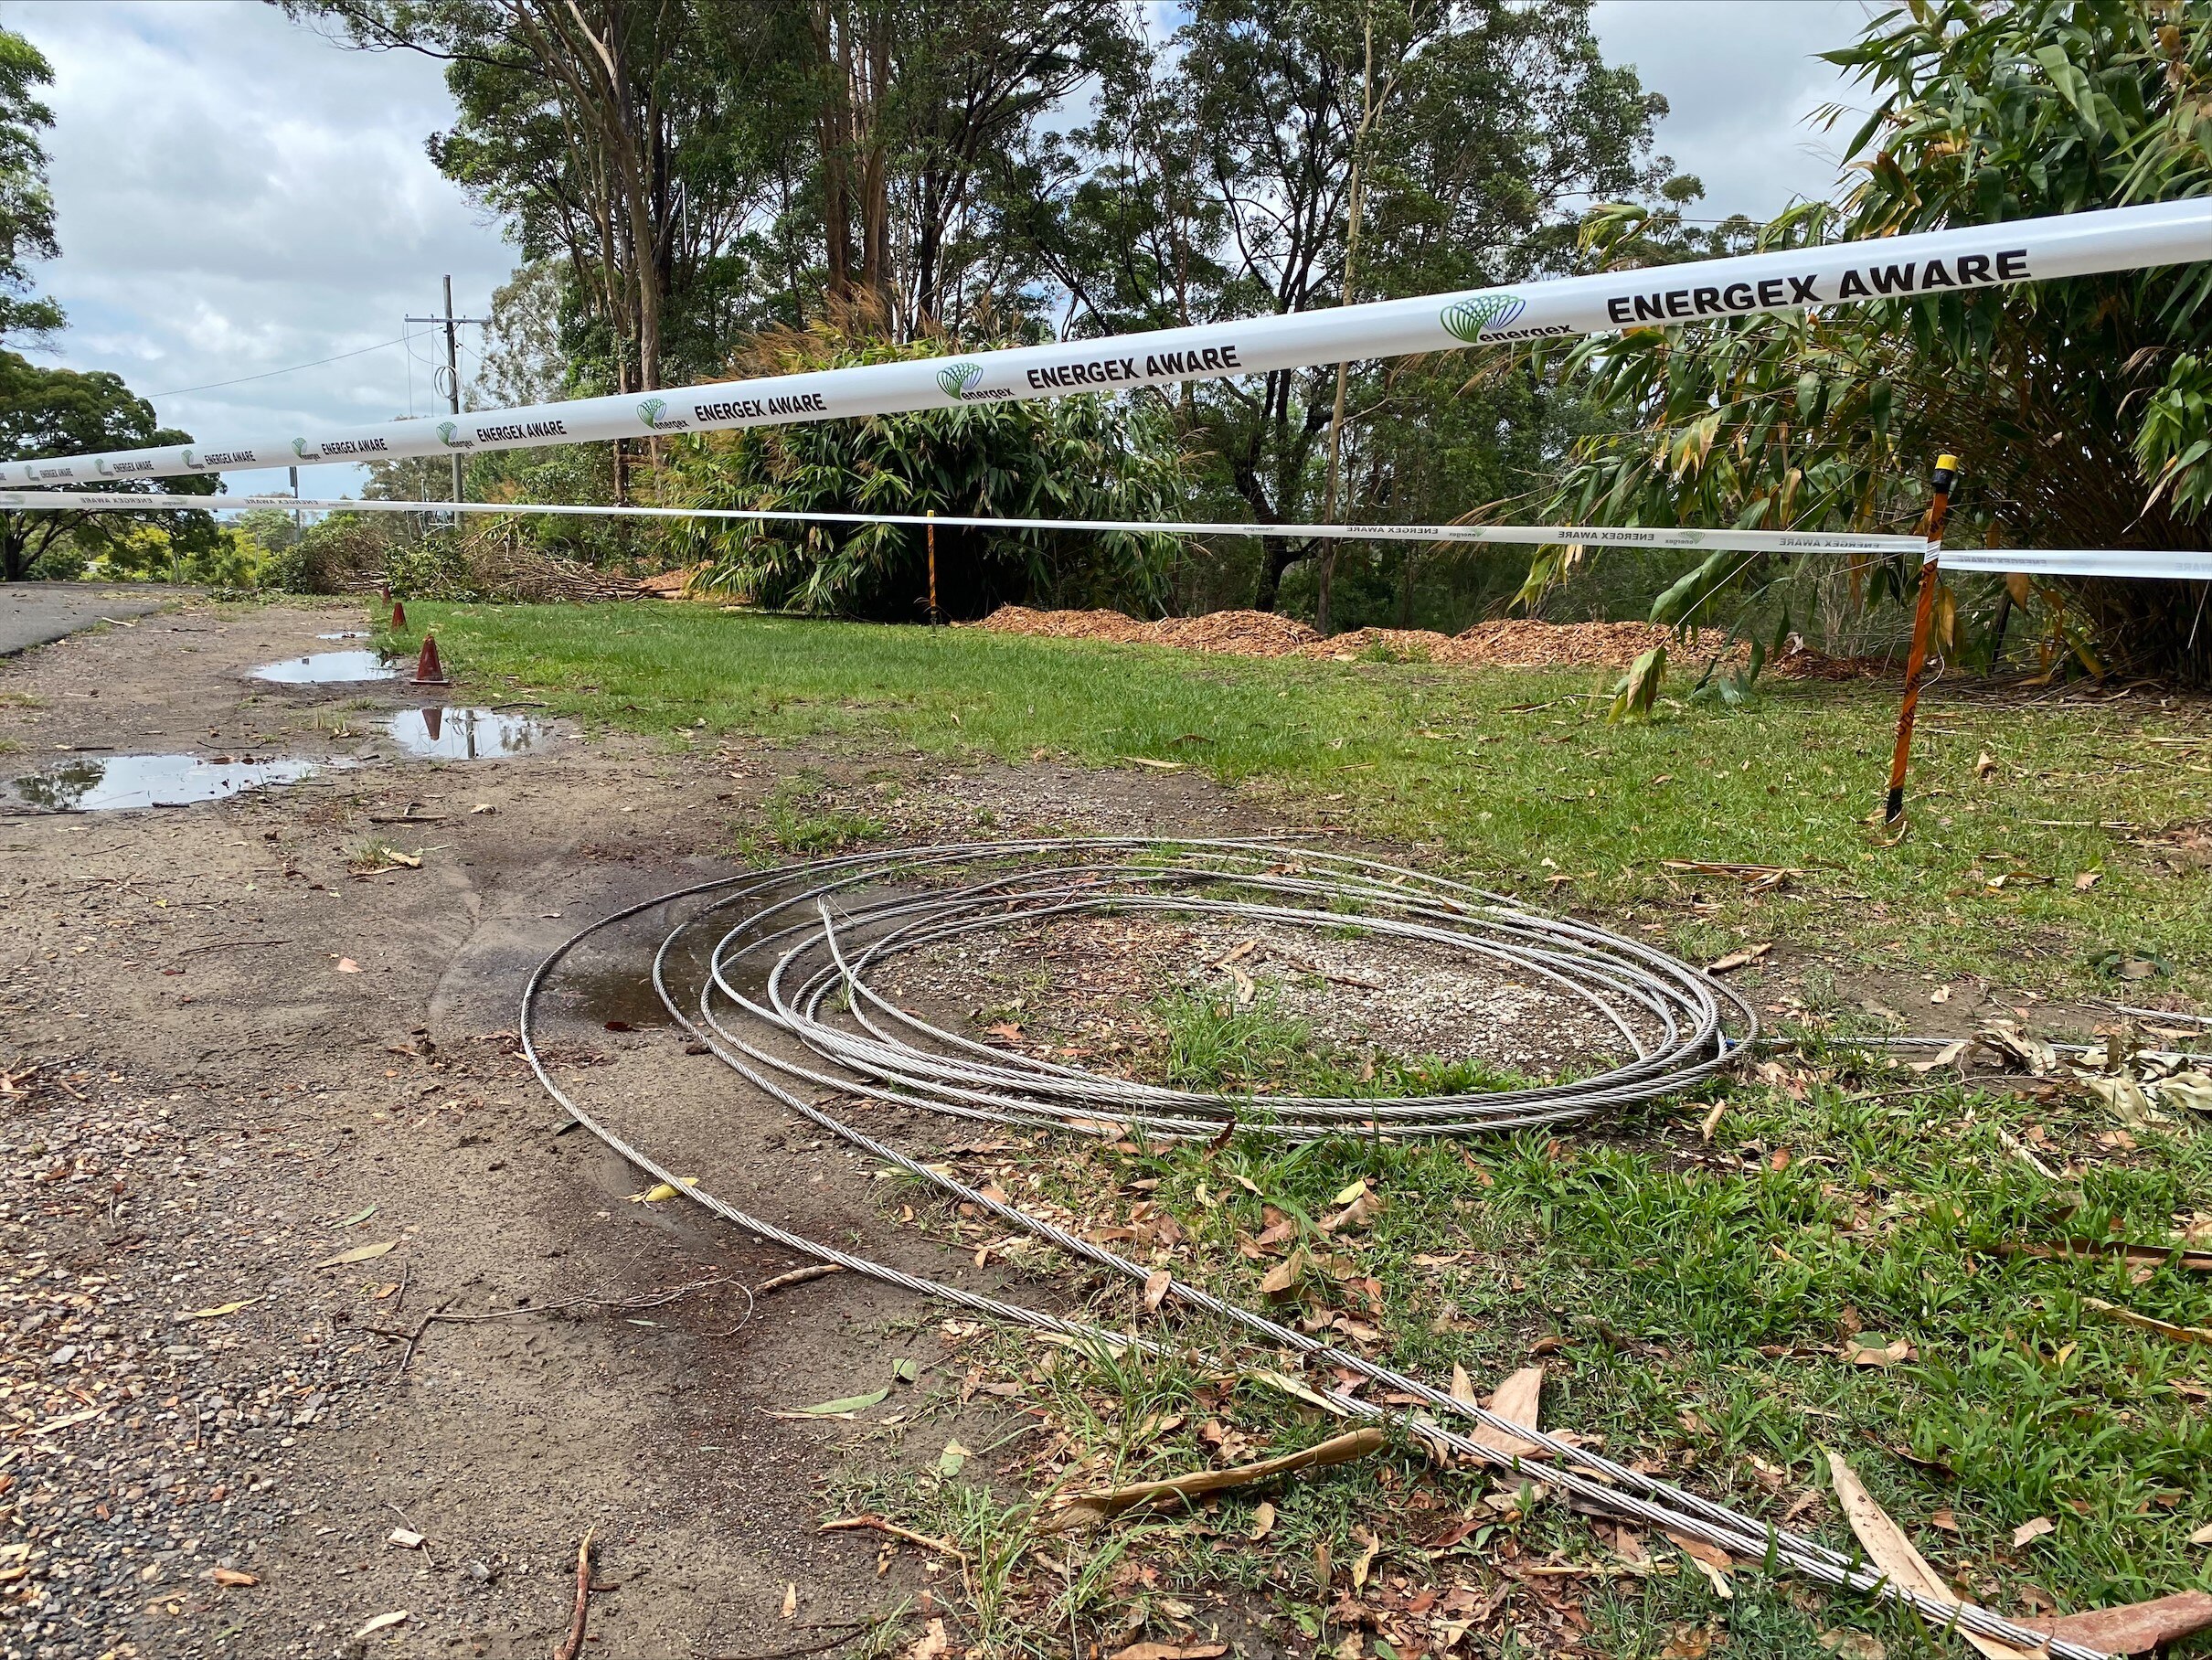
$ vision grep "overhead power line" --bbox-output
[145,332,425,399]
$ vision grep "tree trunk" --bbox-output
[1251,537,1304,613]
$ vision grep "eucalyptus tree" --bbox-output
[1020,0,1671,617]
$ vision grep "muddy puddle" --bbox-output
[387,707,552,760]
[250,649,401,684]
[9,753,330,812]
[549,963,678,1030]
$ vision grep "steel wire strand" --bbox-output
[518,838,2102,1660]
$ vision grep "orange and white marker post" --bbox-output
[1882,453,1961,827]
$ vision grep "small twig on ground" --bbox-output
[551,1527,596,1660]
[705,1619,881,1660]
[173,938,290,959]
[755,1263,845,1297]
[395,1296,455,1378]
[375,1278,745,1372]
[820,1513,970,1565]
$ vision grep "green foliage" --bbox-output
[0,27,63,345]
[660,321,1188,620]
[1545,0,2212,679]
[0,351,216,580]
[1026,0,1675,614]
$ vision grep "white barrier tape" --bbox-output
[9,197,2208,488]
[16,489,2207,579]
[1937,547,2212,581]
[0,489,1929,557]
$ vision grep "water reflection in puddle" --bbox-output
[316,631,370,641]
[387,707,551,760]
[12,753,324,811]
[250,650,399,683]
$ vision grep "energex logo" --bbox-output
[93,457,110,476]
[1440,293,1527,343]
[437,421,463,448]
[180,449,201,469]
[292,437,312,459]
[936,360,986,400]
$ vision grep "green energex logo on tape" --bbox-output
[936,361,985,400]
[1440,293,1528,344]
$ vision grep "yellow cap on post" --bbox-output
[1936,452,1961,473]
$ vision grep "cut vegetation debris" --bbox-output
[970,606,1856,674]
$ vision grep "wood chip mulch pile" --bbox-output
[973,605,1878,675]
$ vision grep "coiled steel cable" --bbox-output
[519,837,2103,1659]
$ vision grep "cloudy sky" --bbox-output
[12,0,1877,497]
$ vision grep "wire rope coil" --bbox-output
[518,837,2105,1660]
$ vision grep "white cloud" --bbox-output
[1592,0,1877,221]
[14,0,513,495]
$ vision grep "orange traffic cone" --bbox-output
[411,632,450,686]
[390,599,407,631]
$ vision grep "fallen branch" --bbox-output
[551,1527,596,1660]
[1040,1426,1387,1531]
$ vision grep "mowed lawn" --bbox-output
[400,601,2212,1655]
[405,601,2212,998]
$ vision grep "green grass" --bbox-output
[395,601,2212,999]
[991,1068,2212,1655]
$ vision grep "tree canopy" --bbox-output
[0,353,217,580]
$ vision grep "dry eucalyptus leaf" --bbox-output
[313,1240,397,1270]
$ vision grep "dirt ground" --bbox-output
[0,599,1281,1660]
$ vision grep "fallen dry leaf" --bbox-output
[1706,943,1773,975]
[1827,1451,2023,1659]
[207,1568,259,1588]
[1469,1366,1546,1460]
[905,1618,950,1660]
[335,957,361,974]
[1143,1269,1173,1312]
[353,1611,410,1641]
[1665,1532,1734,1600]
[177,1298,257,1322]
[1844,1337,1918,1367]
[2081,1295,2212,1347]
[313,1240,398,1270]
[1259,1249,1306,1300]
[1107,1645,1228,1660]
[2075,870,2102,890]
[782,1580,796,1619]
[1043,1428,1385,1531]
[1351,1525,1380,1591]
[2012,1516,2056,1548]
